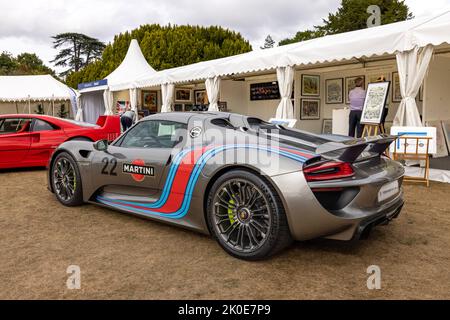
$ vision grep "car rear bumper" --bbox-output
[351,200,404,240]
[270,165,405,241]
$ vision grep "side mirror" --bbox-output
[93,139,108,152]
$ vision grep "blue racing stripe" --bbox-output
[97,144,311,218]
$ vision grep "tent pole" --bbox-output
[15,102,18,114]
[28,96,31,114]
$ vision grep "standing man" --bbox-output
[120,105,136,132]
[348,77,366,138]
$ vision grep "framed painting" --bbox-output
[194,90,209,105]
[325,78,343,104]
[322,119,333,134]
[301,74,320,96]
[361,81,390,125]
[175,88,192,103]
[392,72,402,102]
[345,76,365,104]
[141,90,158,112]
[174,104,183,112]
[300,98,320,120]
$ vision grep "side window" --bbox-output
[119,120,187,149]
[0,118,31,134]
[32,119,54,132]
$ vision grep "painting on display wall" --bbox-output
[322,119,333,134]
[325,78,343,104]
[175,88,192,103]
[141,90,158,112]
[301,75,320,96]
[194,90,209,105]
[392,72,402,102]
[345,76,365,104]
[300,98,320,120]
[361,81,390,125]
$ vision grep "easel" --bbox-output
[392,136,432,187]
[361,123,385,137]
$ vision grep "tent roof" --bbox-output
[106,39,156,90]
[0,75,74,102]
[124,10,450,89]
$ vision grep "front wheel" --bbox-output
[206,170,292,260]
[51,152,84,206]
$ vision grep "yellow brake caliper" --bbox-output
[228,199,235,224]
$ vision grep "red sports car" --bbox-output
[0,114,121,169]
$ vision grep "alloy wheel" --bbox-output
[212,179,272,253]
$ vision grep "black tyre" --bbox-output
[206,170,292,260]
[51,152,84,206]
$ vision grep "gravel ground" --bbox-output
[0,169,449,299]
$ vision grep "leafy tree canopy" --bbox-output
[66,24,252,88]
[52,32,106,77]
[0,51,54,75]
[279,0,413,45]
[261,35,275,49]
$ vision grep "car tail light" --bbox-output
[303,161,354,182]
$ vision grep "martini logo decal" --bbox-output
[123,159,154,182]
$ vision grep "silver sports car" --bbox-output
[48,112,404,260]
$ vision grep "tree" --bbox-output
[0,52,17,75]
[0,51,54,75]
[65,25,252,88]
[51,33,106,76]
[16,53,54,75]
[279,0,413,45]
[261,35,275,49]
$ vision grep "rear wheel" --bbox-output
[206,170,292,260]
[51,152,84,206]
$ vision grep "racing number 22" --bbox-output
[101,157,117,176]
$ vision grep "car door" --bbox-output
[91,119,187,202]
[0,117,33,166]
[28,118,66,165]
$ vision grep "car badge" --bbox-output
[189,127,202,138]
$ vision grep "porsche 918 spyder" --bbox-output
[48,112,404,260]
[0,114,120,169]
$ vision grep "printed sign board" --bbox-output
[389,126,437,154]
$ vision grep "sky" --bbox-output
[1,0,450,72]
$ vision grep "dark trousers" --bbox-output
[348,110,363,138]
[121,116,133,131]
[380,107,389,133]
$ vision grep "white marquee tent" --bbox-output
[77,39,156,123]
[0,74,77,115]
[111,10,450,125]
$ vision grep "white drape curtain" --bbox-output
[81,91,105,124]
[129,87,138,121]
[275,66,295,119]
[393,45,434,127]
[161,83,175,113]
[206,76,221,111]
[103,89,114,115]
[75,93,83,121]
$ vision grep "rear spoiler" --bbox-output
[315,135,397,163]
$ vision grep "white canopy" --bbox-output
[0,74,74,102]
[134,11,450,88]
[106,39,157,91]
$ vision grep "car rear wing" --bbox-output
[315,135,397,163]
[96,115,121,141]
